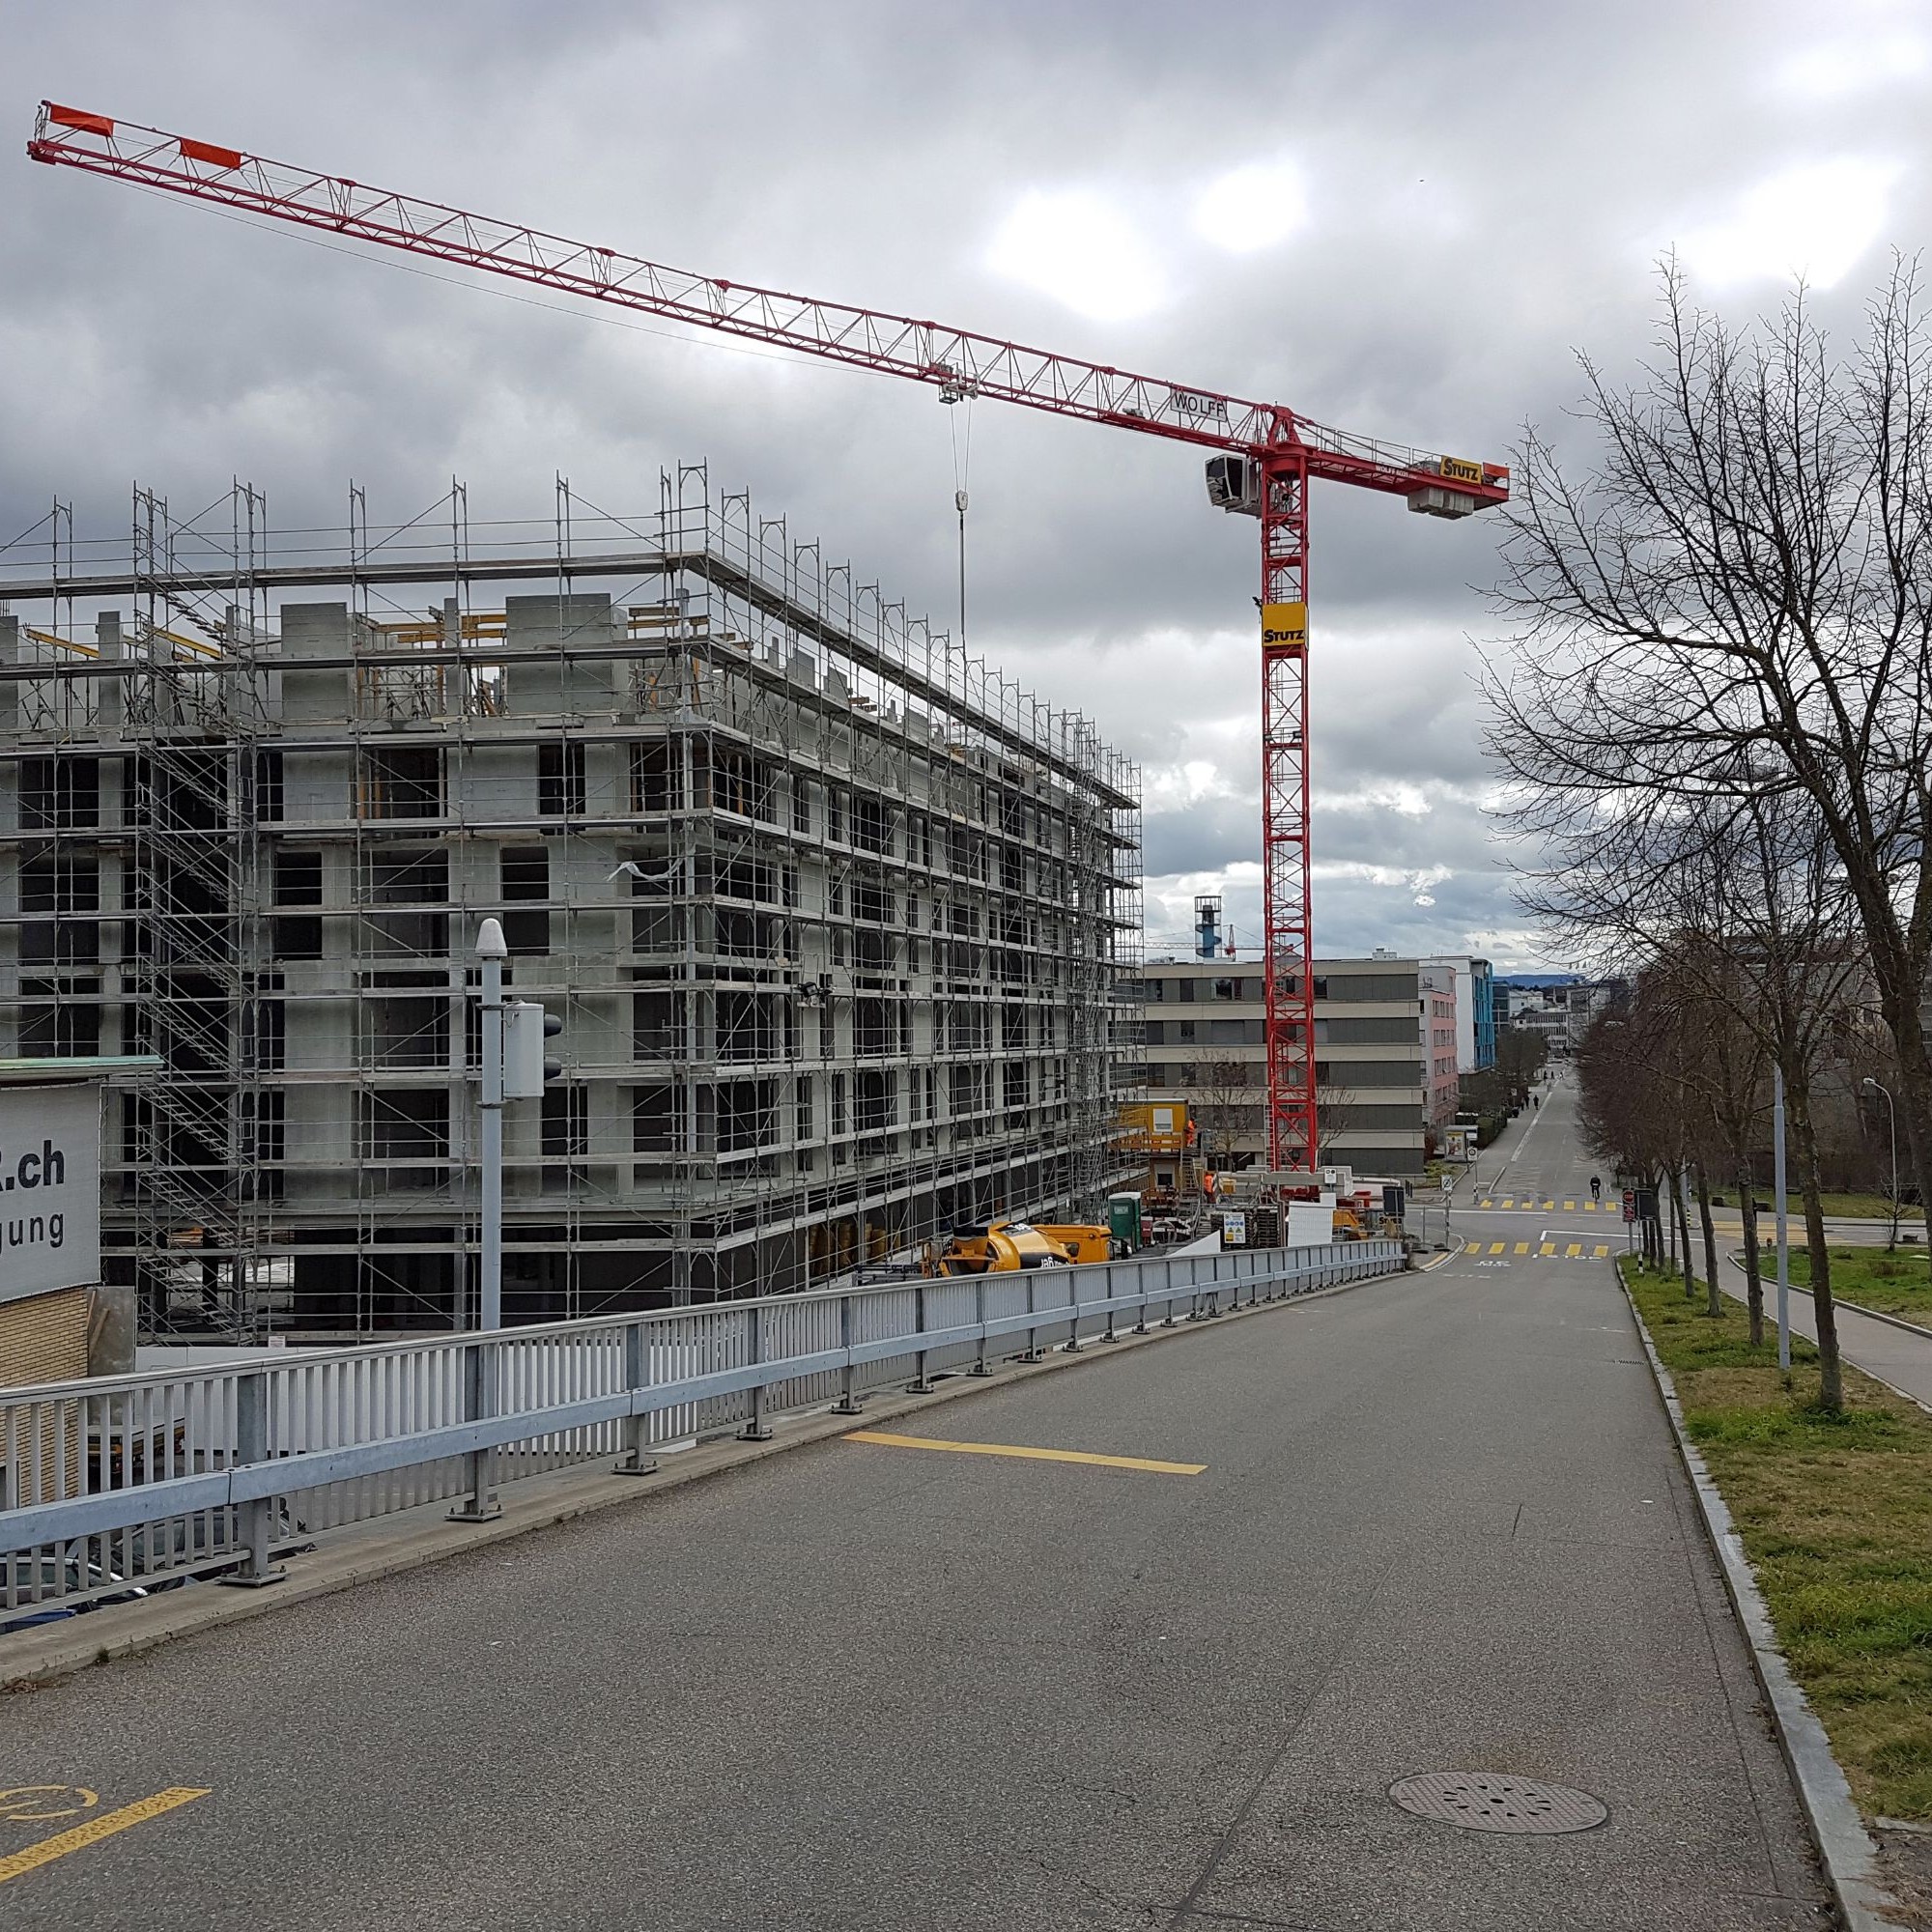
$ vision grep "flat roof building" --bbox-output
[1135,955,1430,1178]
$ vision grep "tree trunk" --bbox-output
[1787,1075,1842,1414]
[1868,941,1932,1225]
[1672,1171,1696,1298]
[1695,1165,1720,1319]
[1737,1159,1764,1349]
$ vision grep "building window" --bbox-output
[539,740,586,817]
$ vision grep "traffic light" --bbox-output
[503,1001,564,1099]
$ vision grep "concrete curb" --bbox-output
[1614,1260,1904,1932]
[2,1264,1388,1695]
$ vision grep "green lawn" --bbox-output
[1775,1245,1932,1321]
[1709,1188,1923,1221]
[1625,1259,1932,1819]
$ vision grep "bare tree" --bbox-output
[1489,260,1932,1224]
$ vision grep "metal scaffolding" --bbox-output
[0,473,1144,1339]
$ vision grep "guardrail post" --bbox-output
[220,1371,286,1589]
[1100,1267,1120,1343]
[448,1339,503,1522]
[906,1281,936,1394]
[1162,1258,1177,1327]
[739,1303,777,1439]
[968,1275,991,1376]
[831,1293,865,1415]
[1019,1274,1043,1362]
[1061,1266,1082,1352]
[616,1321,660,1473]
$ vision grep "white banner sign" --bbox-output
[0,1083,101,1305]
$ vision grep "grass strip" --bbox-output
[1624,1258,1932,1821]
[1709,1189,1923,1222]
[1768,1246,1932,1321]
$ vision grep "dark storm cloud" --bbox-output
[4,0,1927,964]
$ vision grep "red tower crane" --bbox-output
[27,101,1509,1173]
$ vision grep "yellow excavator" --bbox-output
[926,1218,1114,1276]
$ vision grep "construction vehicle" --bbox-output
[28,102,1509,1176]
[926,1219,1114,1276]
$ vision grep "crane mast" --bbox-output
[28,100,1510,1173]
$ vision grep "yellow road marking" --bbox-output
[1563,1199,1577,1209]
[1478,1197,1493,1208]
[1584,1201,1598,1210]
[1565,1242,1582,1257]
[1465,1238,1483,1252]
[1594,1244,1609,1258]
[1501,1197,1515,1208]
[0,1788,210,1888]
[1488,1241,1506,1254]
[1514,1241,1529,1255]
[1539,1241,1556,1256]
[846,1430,1205,1476]
[1543,1199,1555,1209]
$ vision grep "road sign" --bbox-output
[1622,1188,1636,1225]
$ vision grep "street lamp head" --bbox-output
[476,917,508,961]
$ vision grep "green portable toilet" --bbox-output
[1107,1191,1143,1255]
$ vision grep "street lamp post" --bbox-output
[1862,1076,1900,1252]
[476,917,507,1332]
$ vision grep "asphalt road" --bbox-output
[4,1079,1829,1930]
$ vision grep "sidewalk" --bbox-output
[1716,1252,1932,1409]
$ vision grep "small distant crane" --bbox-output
[28,101,1509,1168]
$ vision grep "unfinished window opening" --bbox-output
[501,845,550,955]
[539,740,585,817]
[358,746,442,820]
[360,1088,449,1189]
[19,755,99,830]
[542,1084,589,1192]
[19,852,99,964]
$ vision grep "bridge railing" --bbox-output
[0,1239,1404,1621]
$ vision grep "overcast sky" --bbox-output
[2,1,1927,965]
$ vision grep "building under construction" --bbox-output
[0,474,1143,1338]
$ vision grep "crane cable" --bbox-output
[946,387,974,653]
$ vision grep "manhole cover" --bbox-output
[1389,1772,1607,1835]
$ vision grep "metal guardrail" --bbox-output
[0,1240,1403,1620]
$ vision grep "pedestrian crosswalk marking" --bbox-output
[1565,1241,1582,1257]
[1563,1199,1576,1209]
[1489,1241,1506,1254]
[1514,1241,1529,1254]
[1594,1244,1609,1258]
[1465,1239,1483,1252]
[1543,1199,1555,1209]
[1539,1241,1555,1256]
[1501,1197,1515,1208]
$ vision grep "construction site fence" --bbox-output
[0,1239,1403,1619]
